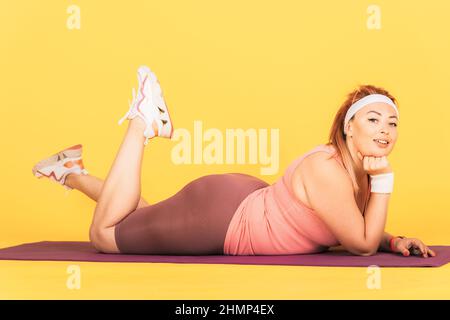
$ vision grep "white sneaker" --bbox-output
[118,65,174,145]
[32,144,88,191]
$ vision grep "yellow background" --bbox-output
[0,0,449,299]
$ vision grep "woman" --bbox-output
[32,65,436,258]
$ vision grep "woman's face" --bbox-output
[346,102,399,157]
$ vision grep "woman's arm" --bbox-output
[362,193,391,254]
[299,154,390,256]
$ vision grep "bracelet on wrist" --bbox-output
[389,235,406,252]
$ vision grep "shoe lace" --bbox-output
[118,87,138,125]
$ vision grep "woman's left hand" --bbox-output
[393,237,436,258]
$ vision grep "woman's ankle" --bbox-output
[129,117,147,132]
[64,173,79,189]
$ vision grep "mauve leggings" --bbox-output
[114,173,269,255]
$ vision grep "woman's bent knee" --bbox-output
[89,226,120,254]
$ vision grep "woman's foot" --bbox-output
[32,144,89,190]
[118,65,174,145]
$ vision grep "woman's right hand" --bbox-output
[357,151,392,175]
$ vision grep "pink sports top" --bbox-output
[223,144,357,255]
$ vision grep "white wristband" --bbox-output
[370,172,394,194]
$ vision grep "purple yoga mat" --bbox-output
[0,241,448,267]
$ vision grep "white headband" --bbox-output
[343,93,399,134]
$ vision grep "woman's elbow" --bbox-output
[345,244,378,256]
[359,250,377,257]
[356,244,379,256]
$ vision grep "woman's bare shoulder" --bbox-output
[291,149,347,209]
[295,149,339,175]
